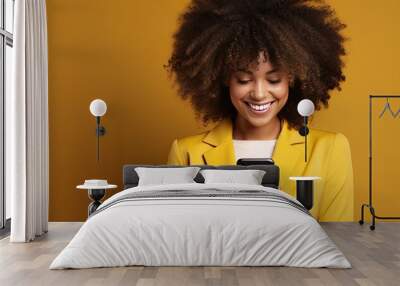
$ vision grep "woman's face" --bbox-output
[229,53,290,128]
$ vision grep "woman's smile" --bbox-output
[246,100,276,114]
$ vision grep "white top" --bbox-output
[77,179,117,190]
[233,139,277,161]
[77,184,117,190]
[289,176,321,181]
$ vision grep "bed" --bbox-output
[50,164,350,269]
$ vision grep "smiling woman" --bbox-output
[166,0,354,222]
[229,52,290,140]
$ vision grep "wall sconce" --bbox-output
[89,99,107,161]
[297,99,315,162]
[292,99,319,211]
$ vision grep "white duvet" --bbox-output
[50,183,351,269]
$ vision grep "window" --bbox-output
[0,0,14,233]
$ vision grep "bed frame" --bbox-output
[123,164,280,190]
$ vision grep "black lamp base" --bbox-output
[88,189,106,216]
[296,180,314,210]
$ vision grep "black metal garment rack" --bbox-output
[359,95,400,230]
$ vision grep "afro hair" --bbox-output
[166,0,347,129]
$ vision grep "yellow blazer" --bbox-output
[167,119,354,222]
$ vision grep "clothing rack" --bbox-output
[359,95,400,230]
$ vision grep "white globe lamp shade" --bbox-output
[297,99,315,117]
[90,99,107,117]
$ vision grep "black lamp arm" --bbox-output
[95,116,106,161]
[96,117,106,136]
[298,116,309,162]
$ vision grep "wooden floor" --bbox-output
[0,222,399,286]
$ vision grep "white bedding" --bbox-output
[50,183,351,269]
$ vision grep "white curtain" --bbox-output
[7,0,49,242]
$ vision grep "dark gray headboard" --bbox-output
[123,164,280,189]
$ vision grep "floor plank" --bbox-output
[0,222,399,286]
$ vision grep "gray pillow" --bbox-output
[200,169,266,185]
[135,167,201,186]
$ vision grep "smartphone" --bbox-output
[236,158,274,166]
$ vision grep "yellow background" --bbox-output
[47,0,400,221]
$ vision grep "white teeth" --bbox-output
[249,102,273,111]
